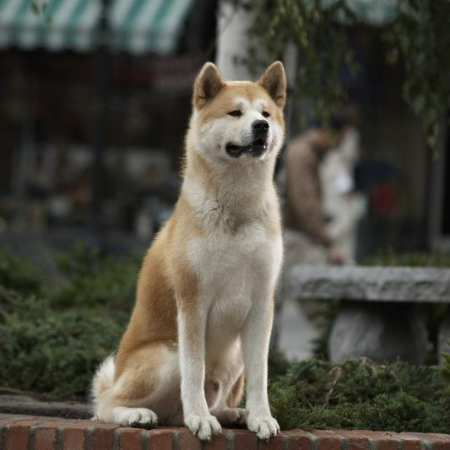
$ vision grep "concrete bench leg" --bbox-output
[328,302,429,364]
[438,307,450,361]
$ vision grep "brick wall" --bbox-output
[1,414,449,450]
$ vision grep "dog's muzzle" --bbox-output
[225,138,268,158]
[226,120,270,158]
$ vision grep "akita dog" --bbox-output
[92,61,286,441]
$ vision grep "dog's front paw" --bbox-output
[184,414,222,441]
[247,415,280,440]
[112,406,158,428]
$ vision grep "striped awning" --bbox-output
[0,0,196,54]
[323,0,398,26]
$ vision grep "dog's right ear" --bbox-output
[193,63,225,109]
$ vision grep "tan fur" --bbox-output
[227,372,245,408]
[92,61,287,440]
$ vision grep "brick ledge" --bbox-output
[1,414,449,450]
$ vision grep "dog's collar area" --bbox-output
[225,138,267,158]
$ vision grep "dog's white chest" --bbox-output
[187,223,282,338]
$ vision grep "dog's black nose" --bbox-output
[252,120,269,136]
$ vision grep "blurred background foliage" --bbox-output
[247,0,450,151]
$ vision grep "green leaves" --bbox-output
[248,0,357,127]
[440,351,450,384]
[247,0,449,153]
[364,248,450,267]
[383,1,450,154]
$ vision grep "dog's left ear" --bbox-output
[193,62,225,109]
[258,61,287,108]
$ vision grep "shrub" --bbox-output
[51,243,141,311]
[364,248,450,267]
[268,358,450,432]
[0,296,126,398]
[0,248,45,296]
[0,245,137,399]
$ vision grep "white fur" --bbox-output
[91,355,115,418]
[112,406,158,427]
[194,96,282,165]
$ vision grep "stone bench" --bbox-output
[288,266,450,363]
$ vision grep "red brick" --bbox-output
[119,427,144,450]
[284,430,313,450]
[418,434,450,450]
[427,434,450,442]
[357,430,400,450]
[402,433,450,450]
[91,424,119,450]
[148,428,173,450]
[178,428,201,450]
[205,429,230,450]
[433,443,450,450]
[63,428,85,450]
[233,429,258,450]
[399,434,422,450]
[6,424,31,450]
[62,421,94,450]
[260,432,284,450]
[34,426,57,450]
[313,431,343,450]
[335,430,370,450]
[0,418,449,450]
[6,418,44,428]
[0,415,37,427]
[402,433,450,443]
[5,419,46,450]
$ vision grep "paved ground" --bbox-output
[277,299,320,360]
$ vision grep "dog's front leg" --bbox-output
[177,301,222,441]
[241,294,280,440]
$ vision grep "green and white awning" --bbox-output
[322,0,398,26]
[0,0,196,54]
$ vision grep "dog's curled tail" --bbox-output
[91,355,115,418]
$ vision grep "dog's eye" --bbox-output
[262,111,270,118]
[228,110,242,117]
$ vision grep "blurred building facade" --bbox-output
[0,0,216,246]
[0,0,448,258]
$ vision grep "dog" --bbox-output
[91,61,286,441]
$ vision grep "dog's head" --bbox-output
[189,62,286,163]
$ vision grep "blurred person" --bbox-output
[320,109,366,264]
[283,116,352,270]
[274,117,352,358]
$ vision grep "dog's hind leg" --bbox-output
[92,343,180,428]
[226,371,245,408]
[211,372,246,427]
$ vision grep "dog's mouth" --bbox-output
[225,138,268,158]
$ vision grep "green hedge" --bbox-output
[0,246,137,398]
[268,354,450,432]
